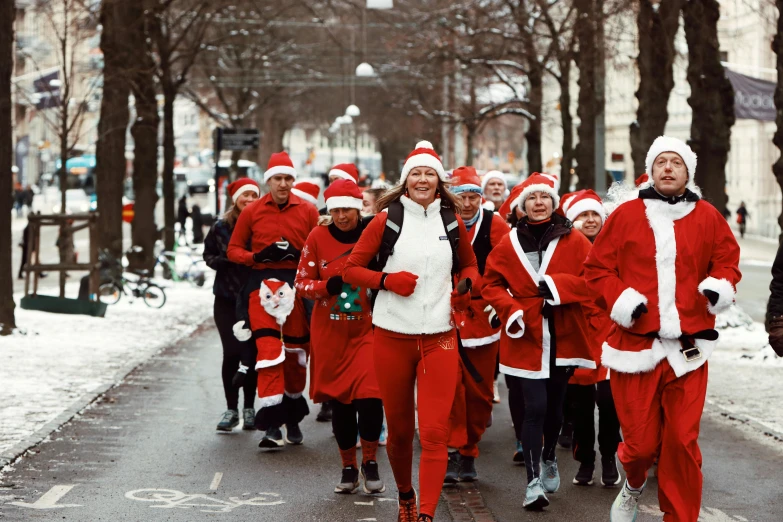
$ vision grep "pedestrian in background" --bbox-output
[14,183,24,217]
[177,195,189,245]
[24,185,34,214]
[204,178,260,432]
[736,201,749,238]
[344,141,479,522]
[18,223,30,280]
[191,204,205,244]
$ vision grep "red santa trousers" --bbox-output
[373,327,459,519]
[611,359,708,522]
[447,341,498,458]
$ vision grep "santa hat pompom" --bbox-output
[416,140,434,150]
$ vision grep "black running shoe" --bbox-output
[444,451,460,484]
[459,455,478,482]
[601,455,621,487]
[558,423,573,449]
[573,463,595,486]
[285,423,304,445]
[360,460,386,494]
[334,466,360,494]
[316,401,333,422]
[258,426,284,449]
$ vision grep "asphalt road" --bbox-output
[1,324,782,521]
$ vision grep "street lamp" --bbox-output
[355,62,376,78]
[345,104,361,117]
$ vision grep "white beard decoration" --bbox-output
[259,279,296,325]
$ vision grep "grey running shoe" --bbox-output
[444,451,460,484]
[216,409,239,432]
[242,408,255,430]
[334,466,360,494]
[360,460,386,494]
[541,458,561,493]
[610,480,644,522]
[523,477,549,510]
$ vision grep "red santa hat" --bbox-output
[565,189,605,224]
[291,180,320,206]
[635,173,650,187]
[324,179,363,211]
[450,166,483,195]
[399,140,447,185]
[481,170,507,192]
[557,191,579,217]
[328,163,359,184]
[509,173,561,212]
[540,172,561,191]
[227,178,260,203]
[645,136,697,178]
[498,183,526,218]
[264,151,297,183]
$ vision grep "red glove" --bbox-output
[451,288,471,313]
[383,271,419,297]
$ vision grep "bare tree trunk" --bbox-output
[683,0,734,212]
[95,0,130,259]
[379,139,410,183]
[128,4,160,271]
[0,0,16,334]
[575,0,596,189]
[630,0,683,178]
[526,67,543,174]
[772,0,783,243]
[559,56,575,194]
[162,85,176,252]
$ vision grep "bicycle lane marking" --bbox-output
[124,488,285,513]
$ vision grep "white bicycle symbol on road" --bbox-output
[125,489,285,513]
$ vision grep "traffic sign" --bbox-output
[122,203,134,223]
[214,128,260,151]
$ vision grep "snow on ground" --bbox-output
[0,279,215,456]
[709,305,783,437]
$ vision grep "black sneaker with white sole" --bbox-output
[601,455,621,487]
[459,455,478,482]
[258,426,284,449]
[285,423,304,445]
[572,463,595,486]
[360,460,386,494]
[334,466,360,494]
[444,451,460,484]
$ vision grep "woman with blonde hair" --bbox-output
[344,141,479,522]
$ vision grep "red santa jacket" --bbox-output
[481,226,596,379]
[584,195,741,377]
[571,300,612,385]
[227,192,320,270]
[459,210,510,347]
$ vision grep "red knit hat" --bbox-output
[498,183,525,219]
[264,151,297,182]
[291,180,320,206]
[324,179,363,211]
[450,166,483,195]
[328,163,359,184]
[565,189,605,224]
[227,177,260,202]
[399,140,446,185]
[509,173,561,212]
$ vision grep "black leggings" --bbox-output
[571,381,622,465]
[506,367,572,482]
[213,296,256,410]
[331,398,384,451]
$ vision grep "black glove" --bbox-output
[231,363,251,388]
[252,238,301,263]
[538,281,554,300]
[703,289,719,306]
[326,276,344,296]
[631,303,648,320]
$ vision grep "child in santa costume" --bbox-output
[584,136,741,522]
[481,173,596,511]
[228,151,320,449]
[343,141,479,522]
[294,180,385,495]
[443,166,509,484]
[204,178,260,433]
[559,190,623,488]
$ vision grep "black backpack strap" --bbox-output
[440,206,461,280]
[374,200,404,271]
[473,208,494,275]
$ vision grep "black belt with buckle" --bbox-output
[645,329,719,363]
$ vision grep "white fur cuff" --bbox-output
[258,394,283,408]
[541,275,561,306]
[506,309,525,339]
[698,277,735,314]
[256,348,286,369]
[610,287,648,328]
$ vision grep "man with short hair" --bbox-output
[585,136,741,522]
[228,151,320,449]
[481,171,508,211]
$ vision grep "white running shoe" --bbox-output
[492,380,501,403]
[541,458,560,493]
[523,477,549,510]
[610,480,645,522]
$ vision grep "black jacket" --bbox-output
[203,219,251,301]
[768,242,783,320]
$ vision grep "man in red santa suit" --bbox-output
[228,151,320,449]
[444,166,510,483]
[481,170,509,211]
[584,136,741,522]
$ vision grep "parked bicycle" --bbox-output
[154,243,206,287]
[97,248,167,308]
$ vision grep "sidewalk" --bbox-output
[0,279,215,465]
[736,232,778,265]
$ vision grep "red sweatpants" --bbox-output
[447,342,498,458]
[611,360,708,522]
[373,327,459,518]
